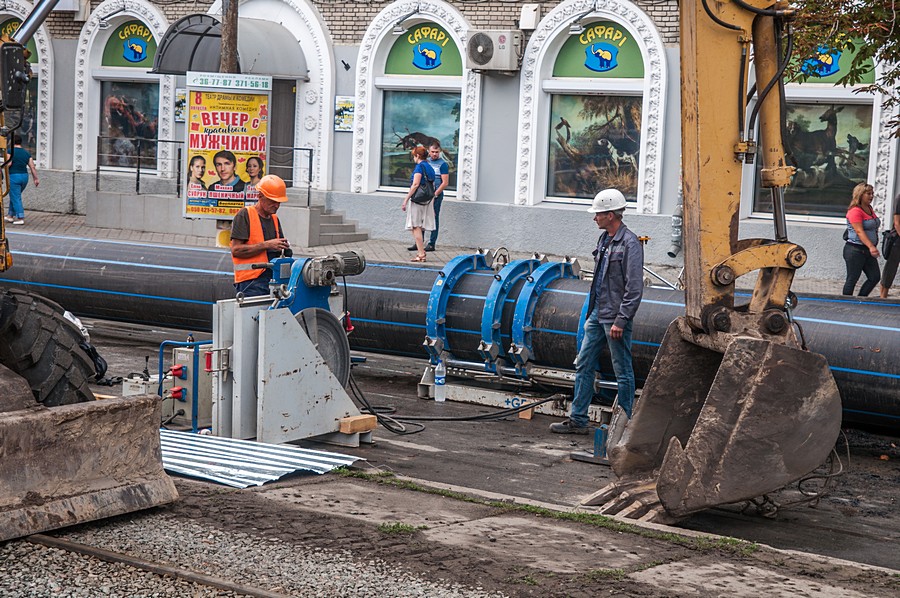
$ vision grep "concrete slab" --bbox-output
[422,514,646,572]
[630,561,873,598]
[258,479,496,527]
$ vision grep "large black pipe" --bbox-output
[2,231,898,430]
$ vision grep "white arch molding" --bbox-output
[73,0,173,173]
[515,0,668,212]
[209,0,335,190]
[352,0,481,201]
[870,62,899,219]
[2,1,54,169]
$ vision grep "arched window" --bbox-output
[353,1,480,201]
[515,0,667,212]
[0,8,53,168]
[74,1,172,173]
[744,42,896,220]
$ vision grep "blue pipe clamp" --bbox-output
[508,258,580,376]
[477,256,545,372]
[424,251,494,364]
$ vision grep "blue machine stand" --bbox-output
[570,424,611,466]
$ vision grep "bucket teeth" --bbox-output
[581,478,679,525]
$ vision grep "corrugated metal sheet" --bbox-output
[160,430,363,488]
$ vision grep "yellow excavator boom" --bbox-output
[586,0,842,522]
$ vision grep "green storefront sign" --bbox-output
[0,19,38,63]
[102,20,157,68]
[553,21,644,78]
[385,22,462,76]
[796,38,874,85]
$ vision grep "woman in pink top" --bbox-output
[842,182,880,296]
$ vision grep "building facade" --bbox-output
[11,0,899,279]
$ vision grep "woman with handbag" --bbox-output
[879,193,900,298]
[402,146,436,262]
[842,182,881,296]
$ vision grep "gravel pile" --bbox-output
[0,512,506,598]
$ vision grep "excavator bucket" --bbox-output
[588,318,842,521]
[0,390,178,542]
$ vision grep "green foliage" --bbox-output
[586,568,627,581]
[789,1,899,134]
[341,468,760,556]
[377,522,426,534]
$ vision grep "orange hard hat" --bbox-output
[256,175,288,203]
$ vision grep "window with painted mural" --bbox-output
[98,19,159,169]
[380,90,459,189]
[547,95,642,201]
[546,21,645,202]
[753,102,873,218]
[98,80,159,169]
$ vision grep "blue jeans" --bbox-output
[234,274,271,298]
[428,194,443,247]
[569,309,635,427]
[8,173,28,219]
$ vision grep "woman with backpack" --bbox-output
[401,146,436,262]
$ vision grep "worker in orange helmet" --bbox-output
[230,174,292,297]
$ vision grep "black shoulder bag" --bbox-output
[410,165,435,205]
[883,229,898,260]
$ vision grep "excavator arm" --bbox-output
[586,0,842,522]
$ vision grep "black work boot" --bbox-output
[549,420,591,435]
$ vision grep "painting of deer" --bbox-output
[785,105,843,169]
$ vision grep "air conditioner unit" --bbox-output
[465,30,523,72]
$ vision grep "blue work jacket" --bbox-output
[588,223,644,329]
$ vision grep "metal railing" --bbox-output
[95,137,315,203]
[95,136,184,196]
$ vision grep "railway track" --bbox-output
[24,533,288,598]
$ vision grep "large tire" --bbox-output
[0,289,95,406]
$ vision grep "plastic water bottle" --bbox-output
[434,360,446,403]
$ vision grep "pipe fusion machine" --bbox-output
[210,251,376,446]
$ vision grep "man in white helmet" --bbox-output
[550,188,644,434]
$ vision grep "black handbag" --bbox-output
[410,166,435,205]
[882,230,898,259]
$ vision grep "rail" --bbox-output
[95,137,314,203]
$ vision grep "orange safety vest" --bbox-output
[232,207,281,283]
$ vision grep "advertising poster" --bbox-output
[184,72,272,219]
[174,88,186,123]
[334,96,354,131]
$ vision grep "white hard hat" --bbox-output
[587,189,627,213]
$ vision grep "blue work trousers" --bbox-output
[428,194,443,247]
[569,309,635,427]
[8,173,28,219]
[234,273,272,298]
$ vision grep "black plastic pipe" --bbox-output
[1,231,897,430]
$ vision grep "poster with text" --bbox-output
[334,96,354,132]
[184,82,270,219]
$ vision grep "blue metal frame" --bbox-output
[270,257,332,315]
[508,260,579,375]
[424,253,493,363]
[478,258,542,372]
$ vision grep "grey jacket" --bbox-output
[588,223,644,328]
